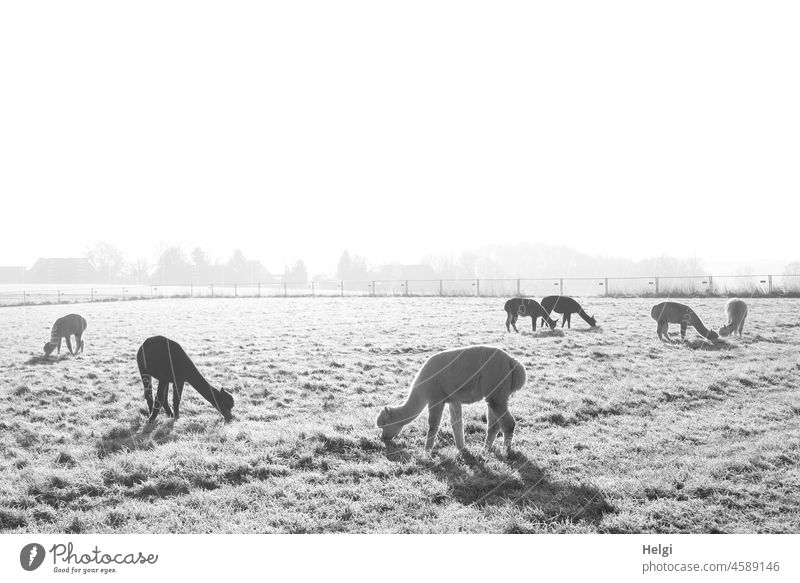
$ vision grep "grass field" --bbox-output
[1,297,799,533]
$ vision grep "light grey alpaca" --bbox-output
[376,345,528,452]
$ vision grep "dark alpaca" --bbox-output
[136,336,234,423]
[44,314,87,356]
[650,302,719,343]
[540,296,597,329]
[503,298,558,332]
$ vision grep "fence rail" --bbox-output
[2,274,800,307]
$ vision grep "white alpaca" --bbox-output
[718,298,748,338]
[376,345,528,452]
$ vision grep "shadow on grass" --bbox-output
[684,339,739,351]
[570,326,604,334]
[96,418,177,457]
[383,440,414,463]
[422,450,613,526]
[26,354,67,365]
[521,328,565,338]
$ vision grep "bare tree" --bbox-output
[86,241,125,283]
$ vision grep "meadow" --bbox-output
[0,297,798,533]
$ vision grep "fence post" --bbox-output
[257,283,261,297]
[122,288,126,300]
[559,278,564,295]
[476,279,480,296]
[23,291,26,305]
[516,278,521,296]
[234,283,238,297]
[190,283,193,297]
[211,284,214,297]
[311,281,315,297]
[404,280,409,297]
[654,277,659,295]
[708,276,713,295]
[57,290,61,304]
[371,281,375,297]
[91,289,94,302]
[604,278,609,296]
[439,280,443,296]
[768,274,773,294]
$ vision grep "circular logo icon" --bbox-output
[20,543,46,571]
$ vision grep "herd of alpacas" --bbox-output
[40,296,748,452]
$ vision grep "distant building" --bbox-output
[244,260,273,283]
[26,258,99,284]
[0,266,26,284]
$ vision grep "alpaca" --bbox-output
[540,295,597,329]
[376,345,528,451]
[43,314,87,356]
[650,301,719,343]
[718,298,748,338]
[503,298,558,332]
[136,336,234,422]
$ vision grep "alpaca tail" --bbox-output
[510,358,527,394]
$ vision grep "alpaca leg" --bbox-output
[172,381,184,419]
[659,321,673,343]
[498,408,516,450]
[76,333,84,353]
[680,320,688,341]
[142,374,154,414]
[511,314,519,333]
[531,316,537,332]
[425,402,445,451]
[448,402,465,451]
[485,403,502,450]
[162,386,174,418]
[738,315,746,337]
[65,336,74,355]
[567,313,572,328]
[148,379,169,422]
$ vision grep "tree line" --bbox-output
[84,241,800,286]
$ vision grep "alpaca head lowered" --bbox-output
[705,329,720,342]
[376,406,405,441]
[217,388,234,421]
[547,317,559,330]
[43,342,57,356]
[718,324,733,337]
[587,314,598,327]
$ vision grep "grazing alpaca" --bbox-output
[503,298,558,332]
[136,336,234,423]
[376,345,528,452]
[650,301,719,343]
[43,314,87,356]
[540,295,597,329]
[718,298,748,338]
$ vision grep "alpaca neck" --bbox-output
[393,386,428,426]
[185,364,223,411]
[692,315,712,338]
[577,309,594,326]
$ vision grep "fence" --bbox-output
[2,274,800,307]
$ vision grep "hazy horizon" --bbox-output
[2,2,798,275]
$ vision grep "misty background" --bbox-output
[1,2,798,282]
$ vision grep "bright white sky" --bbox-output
[1,1,798,274]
